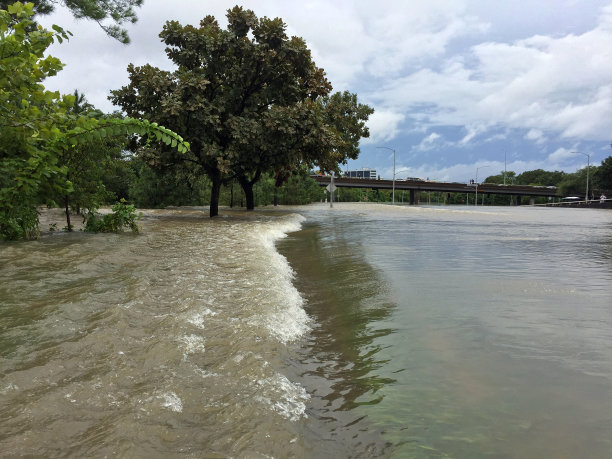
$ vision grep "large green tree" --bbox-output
[111,6,372,216]
[0,0,143,42]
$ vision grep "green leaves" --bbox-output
[109,7,370,215]
[84,198,141,233]
[62,117,190,155]
[0,3,73,239]
[0,3,188,239]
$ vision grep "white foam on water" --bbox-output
[255,372,310,422]
[244,213,310,343]
[194,367,218,378]
[159,391,183,412]
[180,334,206,355]
[1,383,19,394]
[185,308,216,329]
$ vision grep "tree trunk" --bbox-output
[64,195,72,231]
[239,176,255,210]
[210,170,222,217]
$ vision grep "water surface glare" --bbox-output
[1,204,611,457]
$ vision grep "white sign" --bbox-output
[326,184,337,193]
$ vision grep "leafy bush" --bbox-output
[84,199,141,233]
[0,205,40,241]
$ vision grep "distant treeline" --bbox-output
[480,161,612,204]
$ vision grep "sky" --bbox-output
[39,0,612,182]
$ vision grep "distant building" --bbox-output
[344,168,378,179]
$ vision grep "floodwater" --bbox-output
[1,204,611,457]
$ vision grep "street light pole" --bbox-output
[475,165,490,206]
[377,146,396,204]
[571,151,591,204]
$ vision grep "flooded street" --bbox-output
[1,204,611,457]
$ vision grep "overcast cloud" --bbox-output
[39,0,612,182]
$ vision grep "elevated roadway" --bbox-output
[312,176,558,204]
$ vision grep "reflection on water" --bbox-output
[284,204,612,458]
[278,217,397,456]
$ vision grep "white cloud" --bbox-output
[459,124,487,145]
[363,110,405,144]
[547,147,576,163]
[415,132,443,151]
[40,0,491,111]
[370,2,612,143]
[525,128,546,144]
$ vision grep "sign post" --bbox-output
[326,172,336,208]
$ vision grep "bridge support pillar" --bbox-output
[409,190,420,205]
[516,195,522,206]
[529,196,535,205]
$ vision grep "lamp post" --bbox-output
[475,165,490,206]
[571,151,591,204]
[377,146,396,204]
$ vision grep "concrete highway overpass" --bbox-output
[312,176,559,205]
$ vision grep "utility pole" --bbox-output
[504,152,507,186]
[377,146,396,204]
[571,152,591,204]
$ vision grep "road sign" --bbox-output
[326,184,337,193]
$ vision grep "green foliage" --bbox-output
[593,155,612,192]
[0,3,189,240]
[0,2,73,240]
[0,0,143,43]
[110,6,372,216]
[253,171,324,206]
[314,91,374,173]
[0,204,39,240]
[84,198,141,233]
[558,167,589,197]
[127,158,209,208]
[516,169,567,186]
[483,171,516,184]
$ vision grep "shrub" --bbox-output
[84,199,141,233]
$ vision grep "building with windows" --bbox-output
[344,168,378,179]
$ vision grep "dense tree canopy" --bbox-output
[516,169,567,186]
[0,2,187,239]
[483,171,516,185]
[593,155,612,191]
[111,6,373,216]
[0,0,143,42]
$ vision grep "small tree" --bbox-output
[0,2,189,240]
[0,2,74,239]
